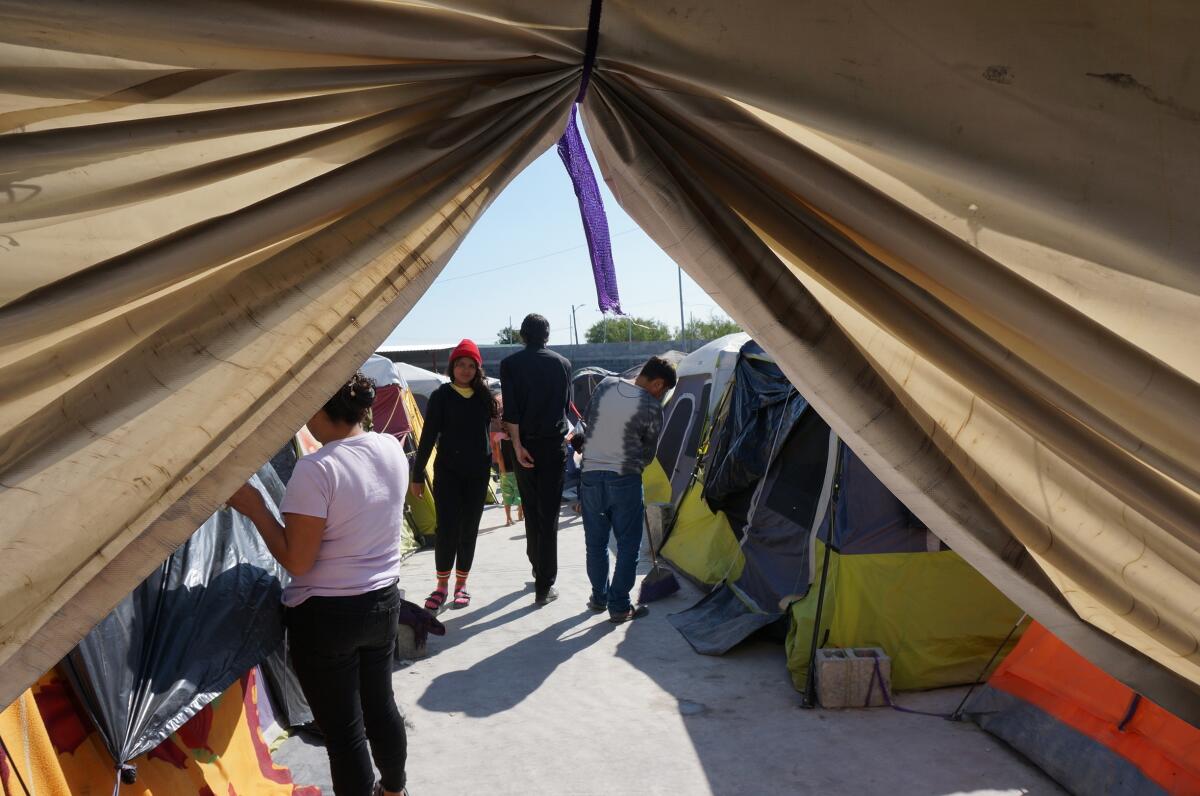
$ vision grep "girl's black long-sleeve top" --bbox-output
[412,384,493,482]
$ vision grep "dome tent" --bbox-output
[663,341,1023,692]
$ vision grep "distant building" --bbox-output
[378,340,705,377]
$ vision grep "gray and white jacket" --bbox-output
[578,377,664,475]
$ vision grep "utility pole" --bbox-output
[678,265,688,352]
[570,303,585,347]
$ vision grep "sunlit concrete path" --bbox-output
[276,505,1061,795]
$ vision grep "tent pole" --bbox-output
[678,264,687,352]
[0,730,33,796]
[949,612,1028,721]
[801,441,843,709]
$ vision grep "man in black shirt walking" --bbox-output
[500,313,572,605]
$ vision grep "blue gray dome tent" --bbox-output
[664,341,1024,692]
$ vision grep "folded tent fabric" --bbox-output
[0,1,1197,725]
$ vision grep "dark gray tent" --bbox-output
[570,366,615,423]
[666,341,1024,693]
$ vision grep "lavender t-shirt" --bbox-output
[279,432,409,607]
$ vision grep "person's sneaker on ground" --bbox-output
[586,597,606,613]
[535,587,559,605]
[609,605,649,623]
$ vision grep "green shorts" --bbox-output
[500,472,521,506]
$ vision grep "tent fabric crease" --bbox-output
[1,0,1198,727]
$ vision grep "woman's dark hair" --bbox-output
[323,371,376,425]
[447,358,501,419]
[519,313,550,347]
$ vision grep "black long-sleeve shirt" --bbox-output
[412,384,493,482]
[500,345,572,440]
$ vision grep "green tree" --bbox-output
[682,313,741,341]
[496,325,520,344]
[585,315,672,343]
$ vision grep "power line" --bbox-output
[431,227,639,285]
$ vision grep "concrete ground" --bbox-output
[276,505,1063,795]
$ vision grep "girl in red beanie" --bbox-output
[411,339,498,611]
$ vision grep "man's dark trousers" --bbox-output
[516,435,567,595]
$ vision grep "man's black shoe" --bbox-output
[609,605,650,624]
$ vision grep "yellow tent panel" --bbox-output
[786,543,1025,692]
[641,458,672,506]
[661,482,744,586]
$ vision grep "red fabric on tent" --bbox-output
[372,384,412,441]
[988,623,1200,793]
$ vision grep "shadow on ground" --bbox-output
[275,505,1061,795]
[608,580,1060,795]
[418,610,616,716]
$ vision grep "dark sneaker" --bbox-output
[586,597,607,613]
[535,587,559,605]
[609,605,650,624]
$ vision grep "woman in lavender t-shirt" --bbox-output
[229,372,410,796]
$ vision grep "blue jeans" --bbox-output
[581,470,644,614]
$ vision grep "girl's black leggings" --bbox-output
[432,463,490,574]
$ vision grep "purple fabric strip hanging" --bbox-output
[557,105,620,314]
[556,0,621,314]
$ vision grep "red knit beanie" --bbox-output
[449,338,482,368]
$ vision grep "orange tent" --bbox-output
[970,623,1200,794]
[1,668,316,796]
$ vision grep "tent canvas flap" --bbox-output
[0,0,1197,725]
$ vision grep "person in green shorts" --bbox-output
[492,429,524,526]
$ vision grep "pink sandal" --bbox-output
[451,588,471,609]
[424,589,447,612]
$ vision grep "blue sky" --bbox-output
[384,132,726,347]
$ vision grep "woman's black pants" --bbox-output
[287,585,406,795]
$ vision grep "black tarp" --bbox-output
[269,438,300,485]
[702,342,808,532]
[62,463,295,774]
[258,452,315,729]
[260,644,314,730]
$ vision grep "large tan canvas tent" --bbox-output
[1,1,1198,724]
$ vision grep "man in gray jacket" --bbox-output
[576,356,677,622]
